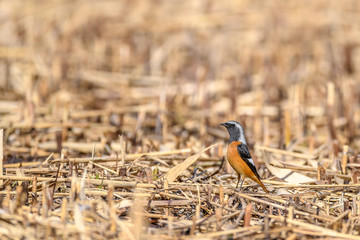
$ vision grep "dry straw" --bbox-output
[0,0,360,239]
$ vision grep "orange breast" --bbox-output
[227,141,256,180]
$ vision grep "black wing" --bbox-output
[237,143,262,180]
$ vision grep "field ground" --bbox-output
[0,0,360,239]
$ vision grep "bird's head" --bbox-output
[220,121,247,144]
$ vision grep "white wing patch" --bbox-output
[247,158,256,168]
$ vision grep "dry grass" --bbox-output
[0,0,360,239]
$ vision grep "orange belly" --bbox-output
[227,141,257,181]
[226,141,269,194]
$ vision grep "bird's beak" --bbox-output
[220,123,226,127]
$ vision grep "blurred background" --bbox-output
[0,0,359,161]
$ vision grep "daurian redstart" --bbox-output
[221,121,269,194]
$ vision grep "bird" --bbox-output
[220,121,269,194]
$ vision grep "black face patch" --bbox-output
[227,126,240,142]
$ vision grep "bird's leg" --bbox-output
[239,176,245,191]
[236,175,245,191]
[236,174,241,189]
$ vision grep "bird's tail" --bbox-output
[253,177,269,194]
[258,180,269,194]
